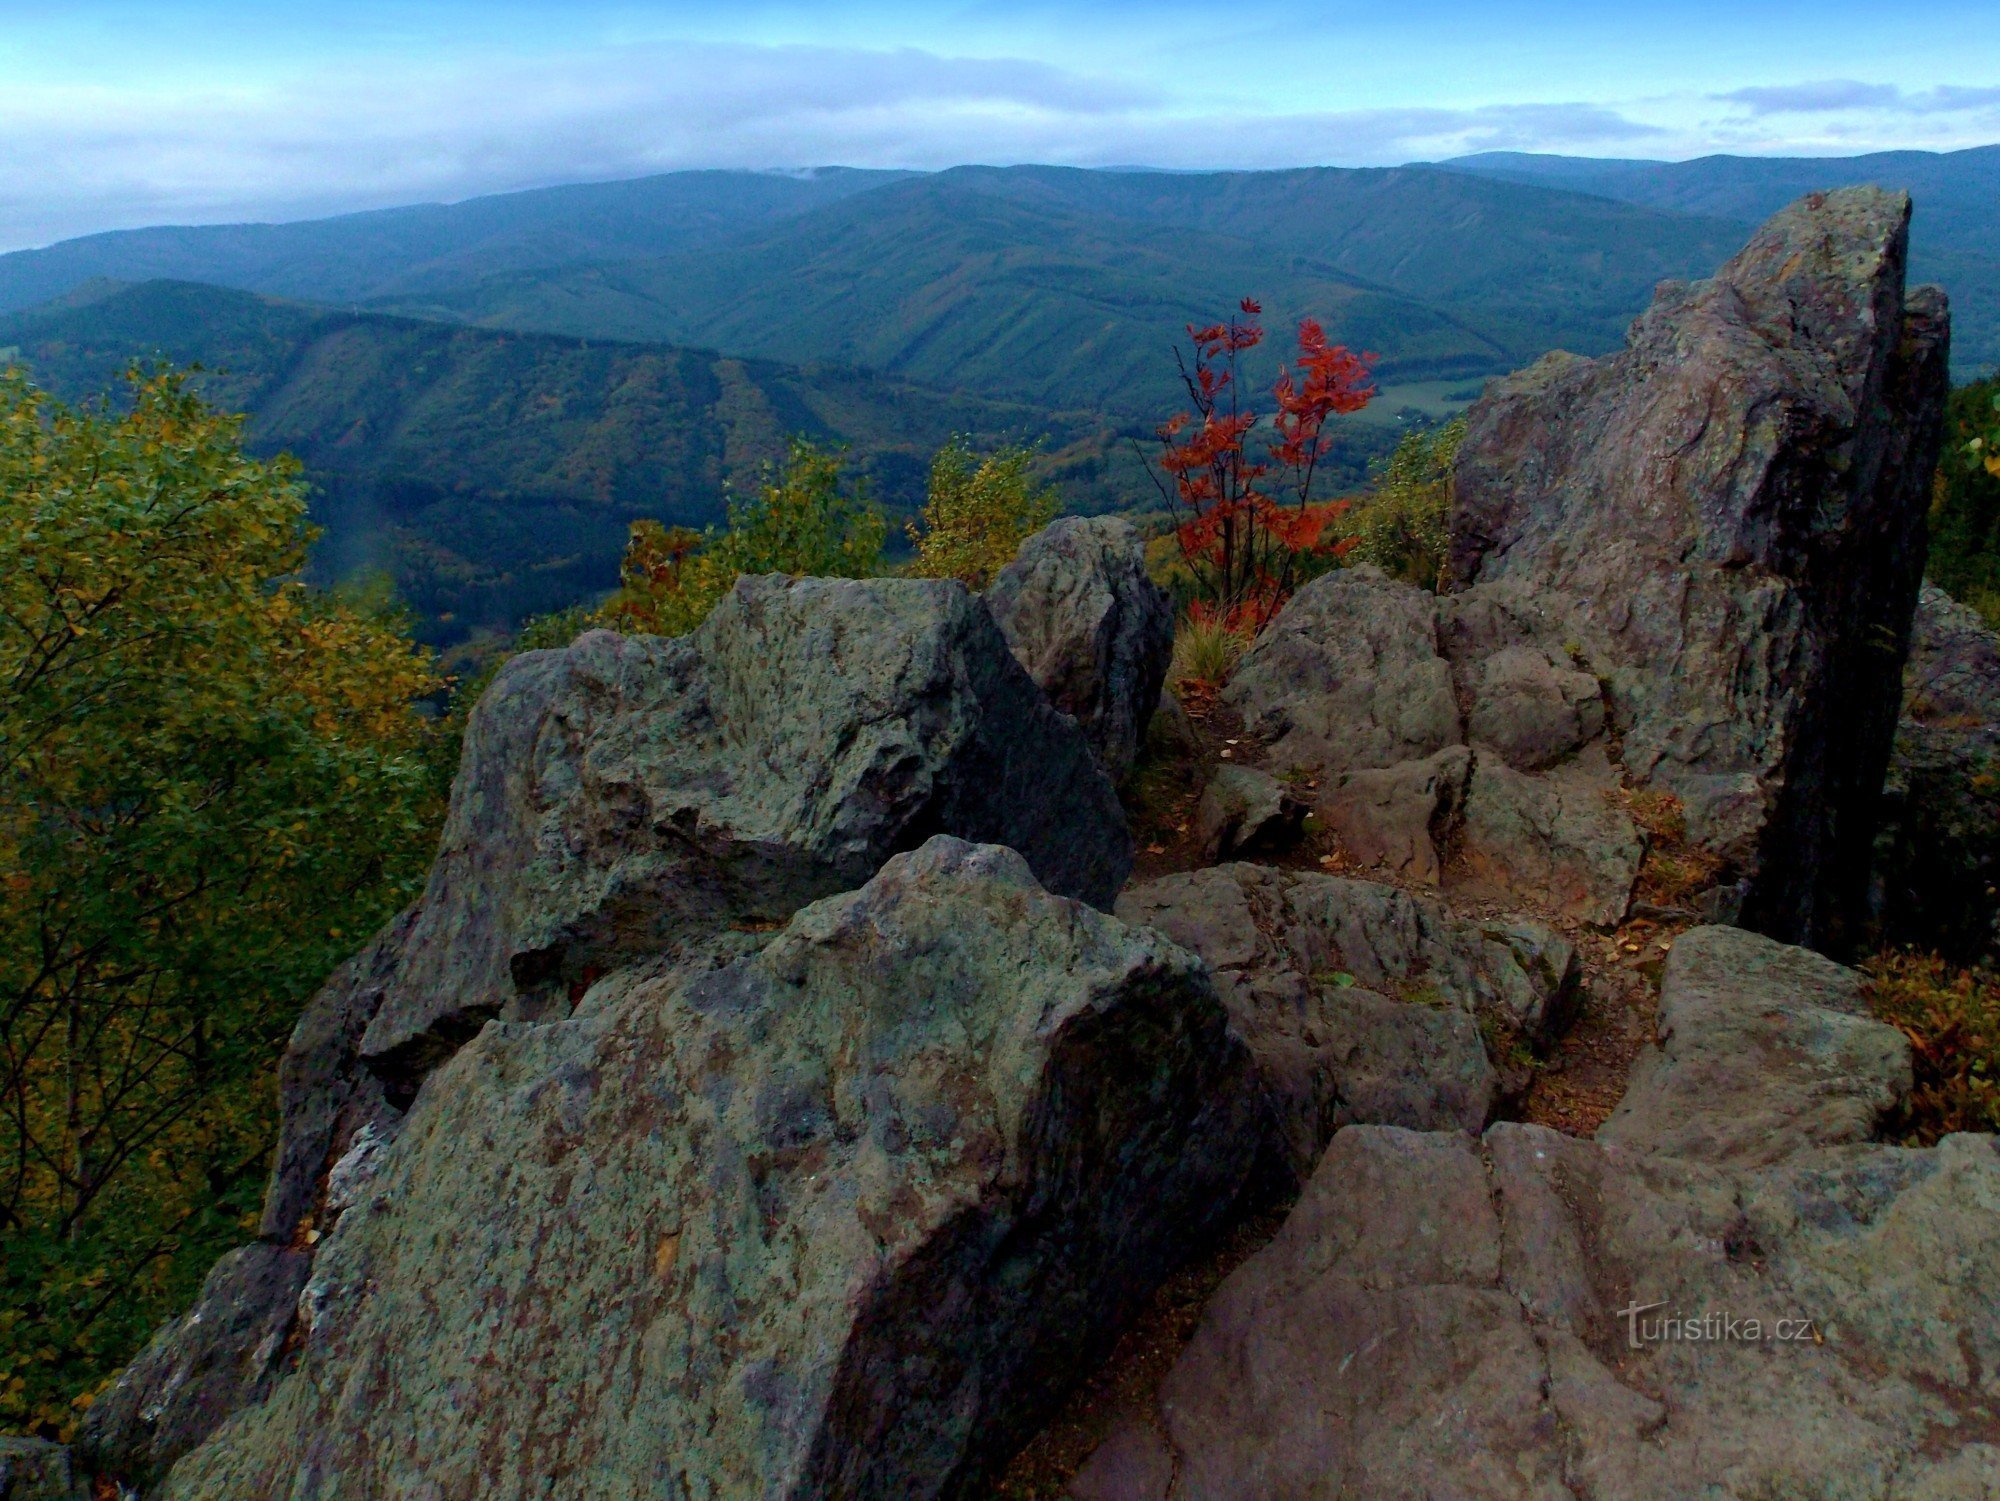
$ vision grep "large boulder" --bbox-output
[362,574,1132,1087]
[159,839,1258,1499]
[86,574,1136,1486]
[1075,1123,2000,1501]
[1225,192,1949,947]
[1873,583,2000,963]
[985,515,1175,783]
[76,1245,313,1489]
[1116,865,1577,1188]
[1074,920,1981,1500]
[1451,187,1950,951]
[1598,925,1911,1167]
[1224,565,1459,779]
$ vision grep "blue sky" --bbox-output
[1,1,1996,250]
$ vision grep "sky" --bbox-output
[1,1,1997,251]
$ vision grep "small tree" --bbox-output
[1149,300,1374,632]
[1343,417,1466,590]
[602,437,886,636]
[906,438,1058,589]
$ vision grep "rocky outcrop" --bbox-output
[1225,569,1644,925]
[1075,920,1983,1501]
[985,515,1175,783]
[1225,191,1949,949]
[1075,1123,2000,1501]
[158,839,1258,1499]
[1451,187,1949,951]
[76,1245,313,1489]
[0,1441,86,1501]
[362,574,1131,1087]
[1116,865,1578,1187]
[1874,583,2000,963]
[1599,925,1911,1167]
[86,574,1140,1488]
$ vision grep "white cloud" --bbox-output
[0,38,1992,251]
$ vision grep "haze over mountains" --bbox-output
[2,148,1993,645]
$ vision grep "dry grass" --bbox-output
[1167,613,1251,694]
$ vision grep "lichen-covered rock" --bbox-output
[1599,925,1911,1167]
[1076,919,1976,1501]
[1218,563,1645,923]
[160,839,1257,1500]
[1115,865,1577,1187]
[1075,1123,2000,1501]
[1874,583,2000,963]
[1223,565,1459,778]
[363,572,1131,1087]
[1455,747,1646,927]
[985,515,1175,783]
[0,1440,86,1501]
[1451,187,1950,952]
[76,1245,312,1490]
[1194,765,1306,861]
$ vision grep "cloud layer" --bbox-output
[1,26,1997,251]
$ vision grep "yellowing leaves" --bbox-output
[0,365,450,1433]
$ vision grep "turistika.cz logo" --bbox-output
[1618,1300,1824,1349]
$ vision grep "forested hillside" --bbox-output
[1446,147,2000,375]
[0,279,1160,646]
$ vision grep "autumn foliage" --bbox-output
[1150,299,1374,632]
[0,367,447,1433]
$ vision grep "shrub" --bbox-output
[603,437,885,636]
[1147,300,1373,632]
[1340,417,1464,590]
[1865,951,2000,1144]
[906,438,1058,588]
[1934,380,2000,628]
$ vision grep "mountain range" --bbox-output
[2,149,1993,643]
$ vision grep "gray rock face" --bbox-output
[91,575,1141,1491]
[161,840,1258,1500]
[1874,583,2000,963]
[985,515,1175,783]
[1223,567,1645,924]
[1455,747,1645,927]
[1232,194,1950,946]
[1193,765,1306,861]
[0,1440,86,1501]
[365,573,1131,1086]
[1451,187,1950,952]
[1074,920,1975,1500]
[76,1245,312,1490]
[1224,565,1459,779]
[1600,925,1912,1168]
[1075,1123,2000,1501]
[1115,865,1577,1188]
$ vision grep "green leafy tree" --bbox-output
[0,367,446,1435]
[1342,417,1465,591]
[906,438,1059,589]
[604,437,886,636]
[1936,379,2000,626]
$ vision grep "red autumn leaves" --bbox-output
[1152,297,1375,632]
